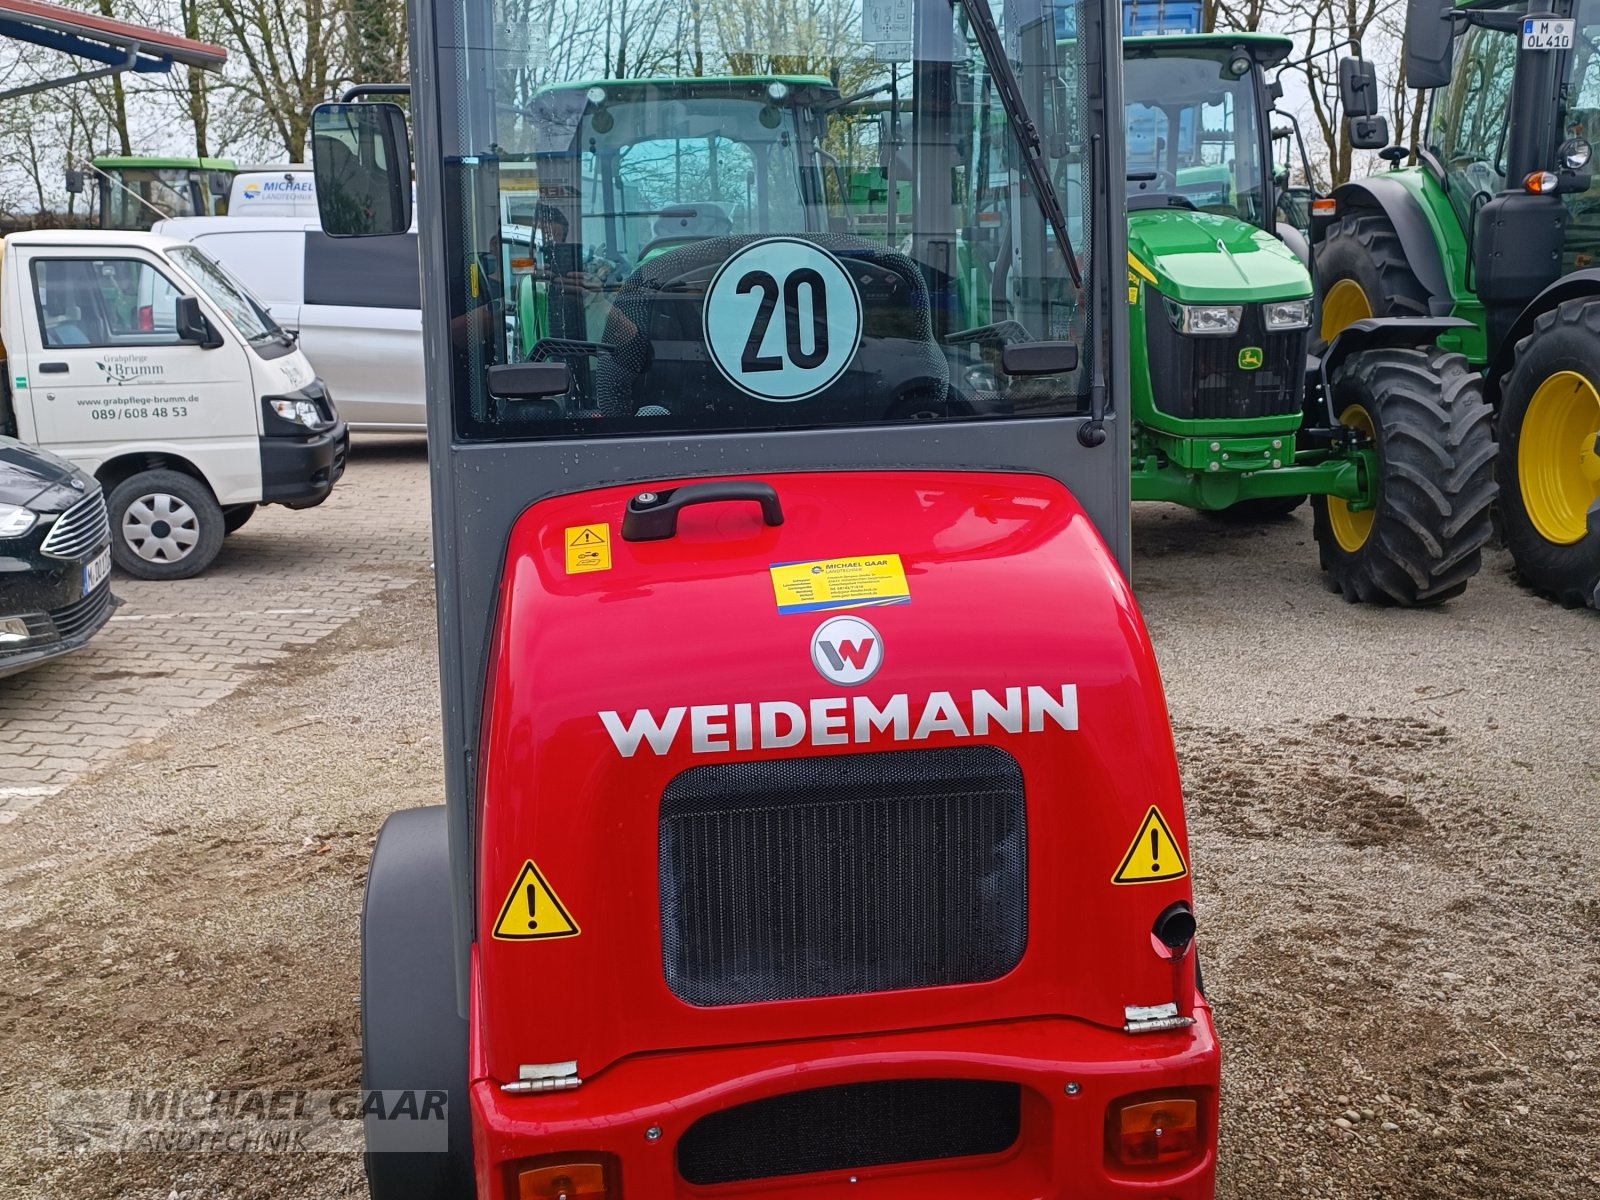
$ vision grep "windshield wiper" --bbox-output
[963,0,1083,289]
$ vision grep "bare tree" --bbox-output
[216,0,348,159]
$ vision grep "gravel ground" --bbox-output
[0,497,1595,1200]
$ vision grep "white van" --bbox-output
[226,165,320,219]
[0,230,347,580]
[154,216,424,431]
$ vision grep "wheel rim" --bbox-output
[122,492,201,563]
[1519,370,1600,546]
[1320,278,1373,343]
[1327,403,1377,553]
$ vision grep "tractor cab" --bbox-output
[71,156,236,230]
[314,0,1224,1196]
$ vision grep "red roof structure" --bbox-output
[0,0,226,101]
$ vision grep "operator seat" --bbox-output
[593,233,949,424]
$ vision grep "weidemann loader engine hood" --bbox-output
[1128,207,1310,304]
[473,470,1199,1086]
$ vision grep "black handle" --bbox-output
[621,482,783,542]
[38,362,68,374]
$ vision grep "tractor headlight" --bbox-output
[0,503,38,538]
[1168,301,1243,336]
[1264,299,1312,330]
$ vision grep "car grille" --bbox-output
[659,746,1027,1007]
[1145,300,1306,421]
[49,580,113,642]
[676,1079,1023,1186]
[40,493,110,561]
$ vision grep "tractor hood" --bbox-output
[1128,208,1310,304]
[473,470,1199,1088]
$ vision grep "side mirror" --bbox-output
[1348,115,1391,151]
[208,172,231,198]
[175,295,222,349]
[64,169,83,195]
[1405,0,1456,89]
[1338,56,1381,118]
[487,361,570,400]
[310,101,413,237]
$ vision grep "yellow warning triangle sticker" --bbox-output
[568,526,606,546]
[1111,806,1189,885]
[491,860,580,941]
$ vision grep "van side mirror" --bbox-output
[311,101,413,237]
[1348,114,1391,151]
[1405,0,1456,89]
[1338,56,1380,118]
[175,295,221,349]
[64,169,83,195]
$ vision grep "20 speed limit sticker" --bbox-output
[703,237,862,402]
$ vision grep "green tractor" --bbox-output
[1119,32,1497,604]
[1315,0,1600,608]
[66,156,237,230]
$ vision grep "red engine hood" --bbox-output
[475,470,1195,1086]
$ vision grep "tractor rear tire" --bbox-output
[1311,347,1497,605]
[1203,495,1306,523]
[1496,299,1600,608]
[1314,215,1431,346]
[362,806,474,1200]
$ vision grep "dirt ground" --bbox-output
[0,500,1595,1200]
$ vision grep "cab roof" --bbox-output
[1125,31,1294,70]
[2,228,189,252]
[92,156,236,170]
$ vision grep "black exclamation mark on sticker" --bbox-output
[1150,828,1161,873]
[526,882,539,930]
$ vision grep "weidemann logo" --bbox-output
[600,685,1078,757]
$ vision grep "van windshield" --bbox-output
[167,245,283,345]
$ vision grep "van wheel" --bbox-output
[108,469,225,581]
[223,505,257,536]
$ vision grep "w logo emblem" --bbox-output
[810,616,884,685]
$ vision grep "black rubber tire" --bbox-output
[222,504,256,536]
[1202,495,1306,523]
[1311,347,1497,605]
[106,468,225,581]
[1496,299,1600,608]
[363,806,474,1200]
[1313,214,1431,348]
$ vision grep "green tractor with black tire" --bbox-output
[1314,0,1600,609]
[1120,32,1497,604]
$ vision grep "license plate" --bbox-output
[83,548,111,594]
[1522,18,1574,50]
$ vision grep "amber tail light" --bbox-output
[514,1158,613,1199]
[1106,1091,1203,1169]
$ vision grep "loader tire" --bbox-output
[1311,347,1497,605]
[362,806,474,1199]
[1496,299,1600,608]
[1314,214,1431,347]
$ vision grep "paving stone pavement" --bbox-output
[0,437,432,819]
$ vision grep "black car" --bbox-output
[0,437,114,679]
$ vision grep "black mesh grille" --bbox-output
[48,581,112,642]
[676,1079,1022,1186]
[1144,299,1307,421]
[659,747,1026,1006]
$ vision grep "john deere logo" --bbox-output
[1238,346,1264,370]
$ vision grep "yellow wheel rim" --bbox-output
[1320,278,1373,343]
[1519,370,1600,546]
[1328,403,1377,553]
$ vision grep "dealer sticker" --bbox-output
[770,554,909,614]
[1522,17,1574,50]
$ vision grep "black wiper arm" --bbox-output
[963,0,1083,289]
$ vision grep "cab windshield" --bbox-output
[104,169,204,231]
[166,245,283,345]
[433,0,1098,440]
[1123,52,1268,227]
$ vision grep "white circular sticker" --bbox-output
[703,238,862,402]
[810,615,884,687]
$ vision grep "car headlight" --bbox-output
[1265,299,1312,330]
[0,503,37,538]
[268,398,325,428]
[1167,301,1243,336]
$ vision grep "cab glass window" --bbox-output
[1425,23,1518,231]
[433,0,1096,442]
[31,258,185,348]
[167,244,283,344]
